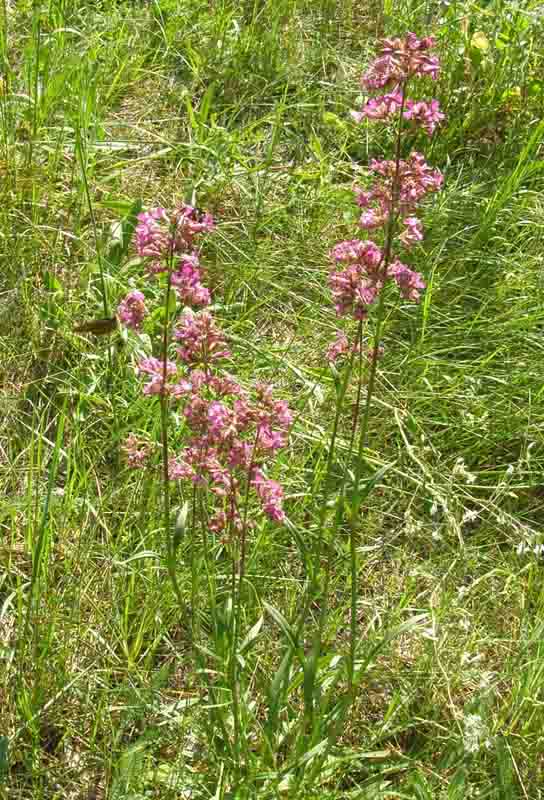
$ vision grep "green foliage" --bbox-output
[2,0,544,798]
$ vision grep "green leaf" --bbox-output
[266,647,295,739]
[108,199,143,270]
[198,82,215,126]
[289,738,328,770]
[0,736,8,782]
[264,602,298,650]
[173,502,189,552]
[349,462,394,517]
[43,270,62,293]
[239,615,264,655]
[495,737,516,799]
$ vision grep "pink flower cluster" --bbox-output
[327,34,445,361]
[116,203,215,330]
[134,204,215,263]
[355,152,443,244]
[168,316,292,528]
[174,310,231,367]
[117,290,147,331]
[119,200,291,529]
[352,33,444,136]
[329,240,384,319]
[361,33,440,91]
[136,356,182,397]
[328,239,427,321]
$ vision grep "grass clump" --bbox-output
[2,1,544,798]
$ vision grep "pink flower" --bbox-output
[134,204,215,262]
[251,469,286,523]
[326,331,349,363]
[329,240,385,319]
[404,98,445,135]
[388,260,426,302]
[171,254,211,307]
[174,310,230,367]
[134,208,169,259]
[272,399,293,429]
[123,434,153,468]
[354,89,403,124]
[210,373,246,399]
[354,152,443,229]
[330,239,383,268]
[117,290,147,330]
[359,209,386,230]
[208,401,234,440]
[361,33,440,91]
[137,357,177,376]
[136,356,179,396]
[257,425,286,451]
[399,216,423,247]
[165,369,291,528]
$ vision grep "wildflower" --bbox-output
[167,344,291,529]
[359,208,386,230]
[134,207,170,261]
[361,33,440,92]
[365,152,443,212]
[123,198,291,532]
[117,290,147,330]
[328,240,385,319]
[251,469,286,523]
[353,89,403,122]
[388,260,426,302]
[134,203,215,267]
[404,98,445,135]
[326,331,350,363]
[399,216,423,247]
[171,254,211,307]
[123,433,153,468]
[174,310,231,367]
[136,356,179,396]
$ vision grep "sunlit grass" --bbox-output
[2,1,544,798]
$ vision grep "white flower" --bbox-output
[463,713,488,754]
[453,457,476,484]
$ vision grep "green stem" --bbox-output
[348,83,408,692]
[160,230,188,622]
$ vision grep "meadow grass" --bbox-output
[1,0,544,798]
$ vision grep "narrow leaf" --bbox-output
[264,602,298,650]
[239,615,264,655]
[173,502,189,552]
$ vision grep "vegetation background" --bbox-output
[1,0,544,797]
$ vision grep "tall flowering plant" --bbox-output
[323,34,445,689]
[328,33,444,360]
[116,203,291,599]
[114,202,293,769]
